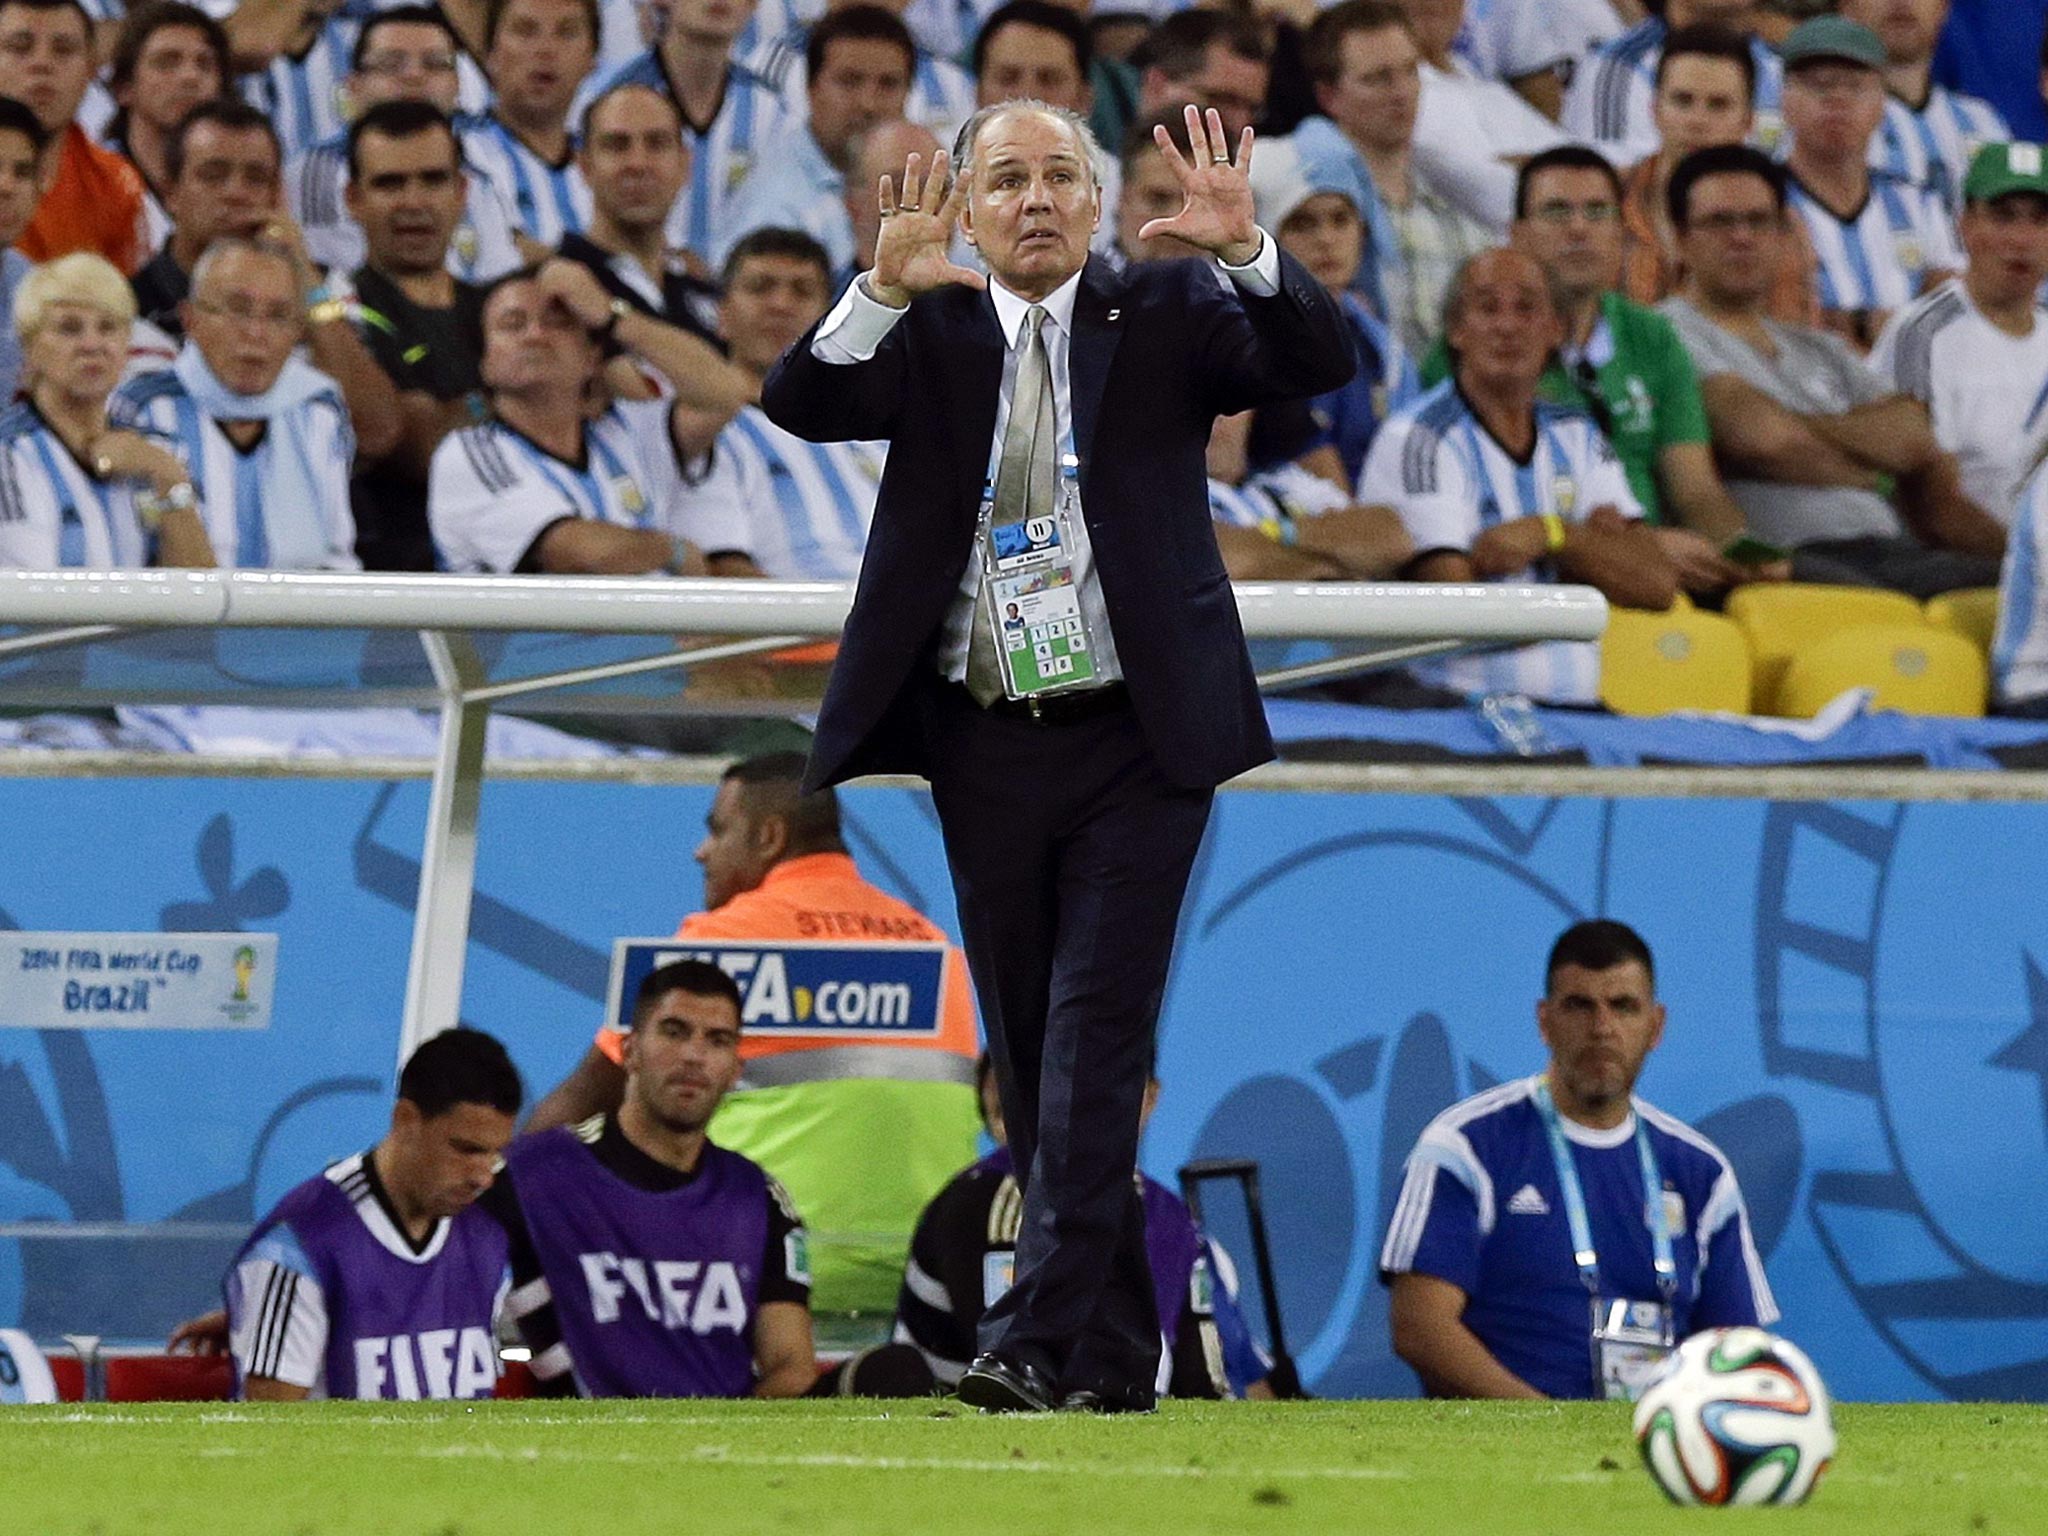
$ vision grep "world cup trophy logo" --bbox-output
[232,945,257,1004]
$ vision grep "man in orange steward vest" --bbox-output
[530,751,980,1321]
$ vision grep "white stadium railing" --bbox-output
[0,569,1607,1064]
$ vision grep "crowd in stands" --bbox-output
[5,0,2048,715]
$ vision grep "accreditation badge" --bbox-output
[1591,1296,1676,1402]
[982,1251,1016,1308]
[982,509,1100,700]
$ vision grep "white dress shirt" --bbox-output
[809,231,1284,688]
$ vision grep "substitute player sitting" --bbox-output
[1379,920,1777,1401]
[488,960,818,1397]
[223,1029,523,1401]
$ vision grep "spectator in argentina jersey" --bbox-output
[752,0,975,150]
[459,0,600,249]
[0,254,214,568]
[714,7,916,273]
[287,7,524,282]
[1994,454,2048,714]
[5,0,150,274]
[675,228,881,579]
[488,961,817,1398]
[1843,0,2009,212]
[1780,16,1963,353]
[1358,249,1678,706]
[895,1053,1273,1401]
[345,102,492,571]
[1208,465,1413,583]
[1381,920,1778,1401]
[591,0,793,257]
[1618,25,1821,326]
[101,3,230,257]
[113,239,363,569]
[1564,0,1786,167]
[1424,147,1767,601]
[1450,0,1624,121]
[1872,143,2048,530]
[224,1029,523,1401]
[1661,144,2007,596]
[429,258,756,574]
[0,97,47,404]
[556,84,724,338]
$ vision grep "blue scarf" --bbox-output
[171,343,345,570]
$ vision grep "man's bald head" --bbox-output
[848,117,940,268]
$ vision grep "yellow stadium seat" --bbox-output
[1776,624,1988,718]
[1600,604,1753,716]
[1924,587,1999,655]
[1725,583,1926,712]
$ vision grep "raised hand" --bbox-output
[868,152,987,308]
[1138,104,1261,267]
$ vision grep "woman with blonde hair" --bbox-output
[0,251,212,567]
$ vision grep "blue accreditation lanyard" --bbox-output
[1531,1077,1676,1306]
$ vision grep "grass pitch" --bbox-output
[1,1399,2038,1535]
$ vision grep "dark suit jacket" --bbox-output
[761,249,1355,791]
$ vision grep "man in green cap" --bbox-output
[1871,143,2048,529]
[1780,13,1962,350]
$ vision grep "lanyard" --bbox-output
[1531,1077,1676,1304]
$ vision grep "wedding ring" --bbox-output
[1213,153,1230,164]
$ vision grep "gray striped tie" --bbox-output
[964,304,1055,707]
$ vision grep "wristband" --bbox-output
[666,534,699,576]
[1540,512,1567,553]
[1874,472,1897,502]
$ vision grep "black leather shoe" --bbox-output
[1058,1386,1157,1415]
[957,1352,1057,1413]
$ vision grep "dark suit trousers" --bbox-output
[920,677,1212,1395]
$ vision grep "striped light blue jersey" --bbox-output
[1357,381,1638,705]
[1454,0,1623,84]
[1873,86,2009,211]
[1562,18,1786,164]
[1993,462,2048,707]
[1207,464,1349,535]
[587,52,793,257]
[1787,167,1963,318]
[244,2,494,160]
[0,403,150,568]
[901,0,1008,61]
[459,113,593,248]
[1379,1075,1778,1401]
[683,405,882,577]
[109,373,358,571]
[288,132,526,282]
[750,25,977,144]
[428,401,698,573]
[710,119,849,270]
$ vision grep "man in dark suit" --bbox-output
[761,100,1352,1413]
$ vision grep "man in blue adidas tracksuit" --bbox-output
[1380,920,1777,1401]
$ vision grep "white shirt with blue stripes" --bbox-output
[1787,166,1963,320]
[683,404,884,578]
[1562,18,1786,165]
[0,404,150,569]
[459,114,593,249]
[287,132,526,283]
[1358,381,1639,705]
[584,52,794,258]
[1993,462,2048,707]
[1872,86,2009,212]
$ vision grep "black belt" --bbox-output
[960,681,1130,725]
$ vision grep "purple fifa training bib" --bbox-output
[506,1130,770,1397]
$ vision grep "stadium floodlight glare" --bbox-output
[0,569,1607,1067]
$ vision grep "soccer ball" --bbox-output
[1632,1327,1836,1507]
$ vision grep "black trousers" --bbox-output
[920,678,1213,1396]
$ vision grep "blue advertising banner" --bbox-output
[0,770,2042,1402]
[607,938,948,1038]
